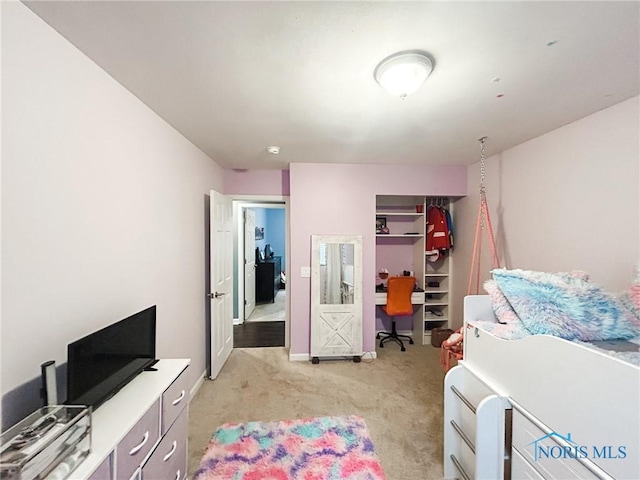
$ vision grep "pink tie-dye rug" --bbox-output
[194,415,387,479]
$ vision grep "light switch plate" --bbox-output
[301,266,311,277]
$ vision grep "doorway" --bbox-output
[232,198,288,348]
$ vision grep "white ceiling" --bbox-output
[25,1,640,170]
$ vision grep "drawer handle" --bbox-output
[450,419,475,454]
[450,454,471,480]
[129,431,149,455]
[450,385,476,414]
[175,470,181,480]
[172,390,185,406]
[163,440,178,462]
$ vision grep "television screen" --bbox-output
[66,306,157,409]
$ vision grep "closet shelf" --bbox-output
[376,234,424,237]
[375,211,425,217]
[425,315,449,322]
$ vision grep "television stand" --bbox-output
[70,358,190,479]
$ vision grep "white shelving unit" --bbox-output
[376,206,425,238]
[423,198,453,344]
[375,195,454,345]
[424,251,451,342]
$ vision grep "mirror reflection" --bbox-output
[319,243,355,304]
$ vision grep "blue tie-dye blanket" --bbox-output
[479,268,640,365]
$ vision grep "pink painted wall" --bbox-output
[224,169,290,195]
[375,239,421,331]
[289,163,467,355]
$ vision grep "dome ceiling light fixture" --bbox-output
[374,51,434,99]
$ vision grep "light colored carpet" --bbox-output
[247,289,285,322]
[188,343,447,479]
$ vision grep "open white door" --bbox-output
[244,208,256,320]
[209,190,233,379]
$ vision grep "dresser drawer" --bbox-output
[512,409,598,479]
[128,468,141,480]
[142,408,188,480]
[87,453,112,480]
[162,366,189,434]
[116,399,160,480]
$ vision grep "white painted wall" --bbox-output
[1,2,222,426]
[451,97,640,328]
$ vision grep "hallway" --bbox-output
[233,321,285,348]
[249,289,285,322]
[235,290,285,347]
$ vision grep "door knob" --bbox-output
[207,292,226,298]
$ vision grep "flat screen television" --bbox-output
[66,306,157,409]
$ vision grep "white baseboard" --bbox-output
[360,351,377,361]
[189,369,207,401]
[289,353,309,362]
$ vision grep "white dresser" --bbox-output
[70,359,191,480]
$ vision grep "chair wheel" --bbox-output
[379,342,384,348]
[409,339,414,344]
[401,346,406,352]
[353,356,361,363]
[311,357,320,364]
[376,333,381,339]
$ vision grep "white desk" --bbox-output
[375,291,424,306]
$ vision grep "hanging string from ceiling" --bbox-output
[467,137,501,295]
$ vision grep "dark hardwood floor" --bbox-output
[233,321,285,348]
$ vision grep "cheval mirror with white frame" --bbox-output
[310,235,363,364]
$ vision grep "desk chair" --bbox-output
[377,276,416,351]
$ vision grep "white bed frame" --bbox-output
[444,295,640,479]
